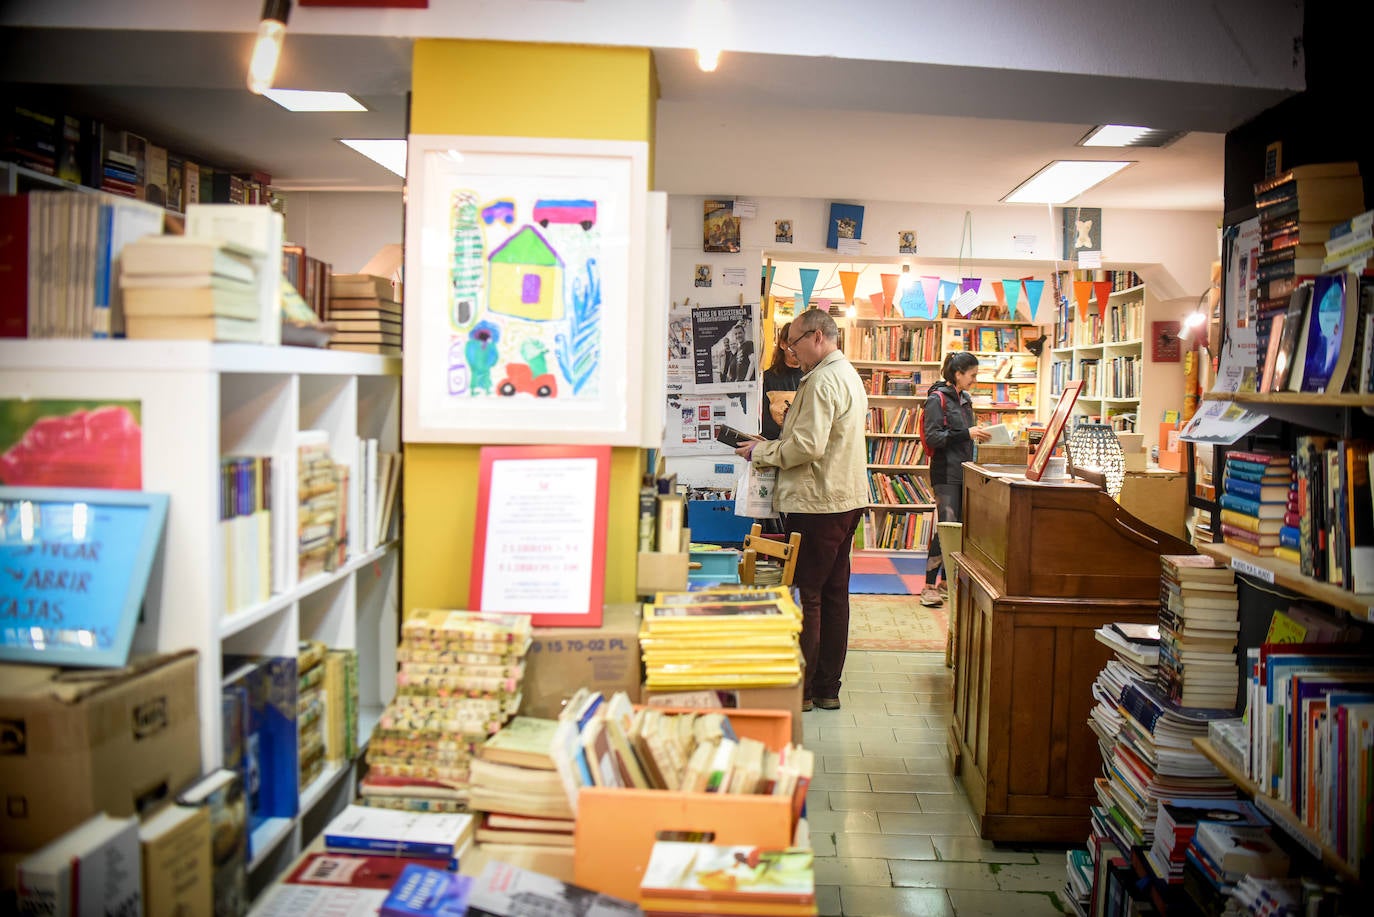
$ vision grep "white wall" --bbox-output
[282,191,402,275]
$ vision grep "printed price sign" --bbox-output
[1229,557,1275,584]
[0,487,168,667]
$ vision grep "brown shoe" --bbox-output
[919,586,943,607]
[801,698,814,712]
[815,697,842,710]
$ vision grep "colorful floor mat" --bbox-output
[849,553,928,595]
[848,593,949,652]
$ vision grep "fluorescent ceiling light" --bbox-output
[341,139,407,178]
[1079,124,1186,148]
[263,89,366,112]
[1003,160,1133,204]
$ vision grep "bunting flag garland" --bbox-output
[879,273,900,315]
[1022,279,1045,321]
[1073,281,1093,321]
[1001,279,1022,320]
[938,280,958,312]
[762,264,776,299]
[961,277,981,295]
[920,276,940,319]
[798,268,819,310]
[990,281,1006,309]
[838,270,859,305]
[1092,281,1114,316]
[868,291,885,316]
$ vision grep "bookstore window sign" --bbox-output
[403,134,649,445]
[0,487,168,667]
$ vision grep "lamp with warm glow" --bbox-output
[1067,423,1126,499]
[248,0,292,95]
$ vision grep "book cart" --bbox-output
[0,340,401,885]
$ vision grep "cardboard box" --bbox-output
[641,679,803,744]
[519,604,642,719]
[0,650,201,856]
[637,529,691,595]
[1119,469,1188,541]
[574,709,796,903]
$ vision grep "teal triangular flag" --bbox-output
[1002,279,1022,317]
[1022,279,1045,320]
[798,268,819,309]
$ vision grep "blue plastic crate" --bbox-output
[687,499,756,545]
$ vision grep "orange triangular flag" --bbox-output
[880,274,900,315]
[990,281,1006,308]
[1074,281,1093,321]
[839,270,860,305]
[1093,281,1114,314]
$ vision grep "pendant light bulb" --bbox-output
[248,0,292,95]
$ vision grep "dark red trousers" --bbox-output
[784,508,863,701]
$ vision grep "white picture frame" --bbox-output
[403,134,649,444]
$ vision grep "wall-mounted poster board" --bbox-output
[469,446,609,627]
[0,487,168,667]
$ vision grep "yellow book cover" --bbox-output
[1264,608,1307,644]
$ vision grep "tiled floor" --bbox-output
[804,648,1073,916]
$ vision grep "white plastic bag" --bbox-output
[734,465,778,518]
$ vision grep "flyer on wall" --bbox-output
[661,392,755,456]
[691,303,758,394]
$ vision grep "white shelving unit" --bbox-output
[0,339,400,878]
[1050,281,1149,430]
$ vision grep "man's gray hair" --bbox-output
[793,308,839,342]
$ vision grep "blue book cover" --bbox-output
[225,654,299,825]
[1218,492,1285,519]
[1223,459,1290,481]
[1223,477,1288,502]
[380,865,474,917]
[1279,525,1300,549]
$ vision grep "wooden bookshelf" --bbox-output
[1192,738,1360,882]
[1202,391,1374,407]
[1198,530,1374,623]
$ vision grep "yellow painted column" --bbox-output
[403,40,655,614]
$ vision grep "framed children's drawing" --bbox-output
[1025,380,1084,482]
[0,486,169,667]
[403,135,649,444]
[469,446,609,627]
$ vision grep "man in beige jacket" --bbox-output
[735,309,868,711]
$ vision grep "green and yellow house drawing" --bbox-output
[486,225,565,321]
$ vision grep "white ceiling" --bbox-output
[0,27,1294,210]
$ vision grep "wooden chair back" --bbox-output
[738,524,802,587]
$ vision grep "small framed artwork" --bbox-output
[897,230,917,254]
[694,264,713,288]
[1152,320,1182,362]
[1025,380,1084,482]
[0,486,169,667]
[1062,206,1102,259]
[774,219,793,244]
[827,203,865,250]
[704,199,741,253]
[469,445,610,627]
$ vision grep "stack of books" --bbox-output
[1322,208,1374,272]
[120,235,263,342]
[1143,797,1266,886]
[1182,819,1292,913]
[327,273,401,355]
[1157,555,1240,710]
[1217,449,1294,557]
[1251,161,1365,360]
[640,587,803,689]
[297,430,345,579]
[638,841,817,916]
[219,454,272,613]
[321,804,475,868]
[221,655,300,857]
[362,609,533,813]
[470,716,577,878]
[297,640,327,791]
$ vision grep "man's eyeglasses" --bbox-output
[784,327,814,352]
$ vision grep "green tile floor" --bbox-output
[802,650,1074,916]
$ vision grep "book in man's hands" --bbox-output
[714,424,761,448]
[322,804,475,861]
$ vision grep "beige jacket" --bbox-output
[749,349,869,514]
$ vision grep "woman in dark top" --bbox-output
[920,350,990,606]
[760,322,805,440]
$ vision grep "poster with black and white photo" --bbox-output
[691,303,758,394]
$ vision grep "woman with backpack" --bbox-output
[920,350,991,607]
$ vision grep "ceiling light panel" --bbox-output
[1079,124,1186,148]
[263,89,367,112]
[341,139,407,177]
[1003,160,1133,205]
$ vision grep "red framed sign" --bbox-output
[469,445,610,627]
[1025,380,1083,482]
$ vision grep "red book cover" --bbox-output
[0,193,28,337]
[1227,450,1289,466]
[285,852,451,889]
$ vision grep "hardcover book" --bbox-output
[322,804,475,860]
[286,852,452,889]
[177,768,247,917]
[17,813,143,917]
[139,800,213,917]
